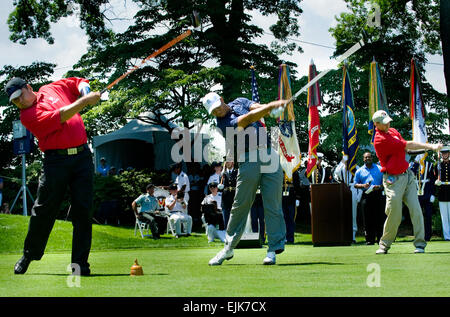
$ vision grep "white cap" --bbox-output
[317,152,324,159]
[202,92,222,115]
[372,110,392,124]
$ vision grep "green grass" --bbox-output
[1,214,449,297]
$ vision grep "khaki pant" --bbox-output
[379,169,426,250]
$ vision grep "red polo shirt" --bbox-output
[373,127,409,175]
[20,78,89,152]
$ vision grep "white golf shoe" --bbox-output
[208,248,234,266]
[263,251,276,265]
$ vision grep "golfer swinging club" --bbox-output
[202,92,288,265]
[5,77,101,275]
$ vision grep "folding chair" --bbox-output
[161,210,177,236]
[134,212,151,238]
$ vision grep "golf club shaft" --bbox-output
[101,29,192,94]
[273,39,366,115]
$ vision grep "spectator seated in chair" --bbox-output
[165,184,193,237]
[132,184,161,239]
[201,182,226,243]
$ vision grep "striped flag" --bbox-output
[251,66,260,103]
[410,58,428,172]
[277,64,301,181]
[342,65,359,176]
[306,60,321,178]
[368,59,389,144]
[251,66,266,128]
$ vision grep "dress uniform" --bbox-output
[436,146,450,240]
[411,159,436,241]
[220,166,238,228]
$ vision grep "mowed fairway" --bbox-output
[1,214,449,297]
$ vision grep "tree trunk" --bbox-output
[440,0,450,133]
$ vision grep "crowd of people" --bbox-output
[132,142,450,250]
[3,75,448,274]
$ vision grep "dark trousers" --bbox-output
[419,196,433,241]
[222,205,231,229]
[250,197,265,243]
[139,212,160,238]
[24,148,94,268]
[205,211,225,230]
[282,199,296,243]
[361,190,386,244]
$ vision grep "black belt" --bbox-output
[45,144,88,156]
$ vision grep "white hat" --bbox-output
[372,110,392,124]
[202,92,222,115]
[317,152,324,159]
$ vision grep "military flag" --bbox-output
[277,64,301,181]
[368,59,389,144]
[306,60,322,178]
[342,65,359,176]
[410,58,428,173]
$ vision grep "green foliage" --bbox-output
[322,0,448,166]
[92,169,171,218]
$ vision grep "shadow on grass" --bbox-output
[29,273,169,277]
[225,262,346,267]
[277,262,346,266]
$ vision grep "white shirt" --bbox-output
[202,193,222,210]
[207,173,221,185]
[165,194,188,214]
[175,171,190,193]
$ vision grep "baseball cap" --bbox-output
[5,77,27,102]
[202,92,222,115]
[317,152,324,159]
[372,110,392,124]
[440,145,450,153]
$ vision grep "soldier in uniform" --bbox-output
[411,157,436,241]
[219,161,238,228]
[282,171,301,244]
[308,152,333,184]
[435,146,450,240]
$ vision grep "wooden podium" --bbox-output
[310,183,352,246]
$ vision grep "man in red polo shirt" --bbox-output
[5,77,101,275]
[372,110,442,254]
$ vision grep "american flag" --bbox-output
[251,67,260,103]
[251,66,266,128]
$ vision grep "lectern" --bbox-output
[310,183,352,246]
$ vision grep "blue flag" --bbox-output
[342,65,359,176]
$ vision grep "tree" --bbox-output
[320,0,449,165]
[440,0,450,132]
[7,0,303,100]
[0,62,56,169]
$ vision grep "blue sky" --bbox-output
[0,0,446,94]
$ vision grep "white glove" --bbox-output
[296,200,300,207]
[365,185,374,194]
[430,195,435,203]
[435,180,442,186]
[217,184,224,190]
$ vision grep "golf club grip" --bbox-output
[105,29,192,91]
